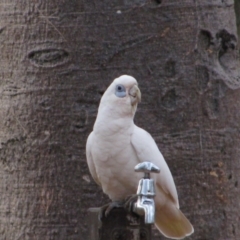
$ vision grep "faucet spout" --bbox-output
[134,195,155,224]
[133,178,156,224]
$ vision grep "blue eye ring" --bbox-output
[115,84,126,98]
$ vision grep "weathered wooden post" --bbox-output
[87,162,160,240]
[88,207,151,240]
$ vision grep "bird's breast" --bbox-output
[91,133,140,201]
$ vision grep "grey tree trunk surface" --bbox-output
[235,0,240,47]
[0,0,239,239]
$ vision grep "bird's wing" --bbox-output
[131,125,179,208]
[86,132,101,186]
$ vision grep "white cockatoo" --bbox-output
[86,75,194,239]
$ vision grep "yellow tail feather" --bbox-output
[155,203,194,239]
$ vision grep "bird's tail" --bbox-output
[155,203,194,239]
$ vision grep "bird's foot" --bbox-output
[124,194,138,213]
[98,201,124,221]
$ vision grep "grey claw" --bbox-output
[124,195,138,213]
[98,201,124,221]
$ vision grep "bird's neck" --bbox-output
[93,105,135,137]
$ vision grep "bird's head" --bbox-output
[99,75,141,117]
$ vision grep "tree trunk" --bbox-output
[0,0,239,239]
[235,0,240,47]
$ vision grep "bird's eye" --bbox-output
[115,84,126,98]
[117,85,123,91]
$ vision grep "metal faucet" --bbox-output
[133,162,160,224]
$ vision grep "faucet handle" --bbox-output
[134,162,160,178]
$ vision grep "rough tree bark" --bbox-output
[0,0,239,240]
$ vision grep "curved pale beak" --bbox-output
[129,85,141,106]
